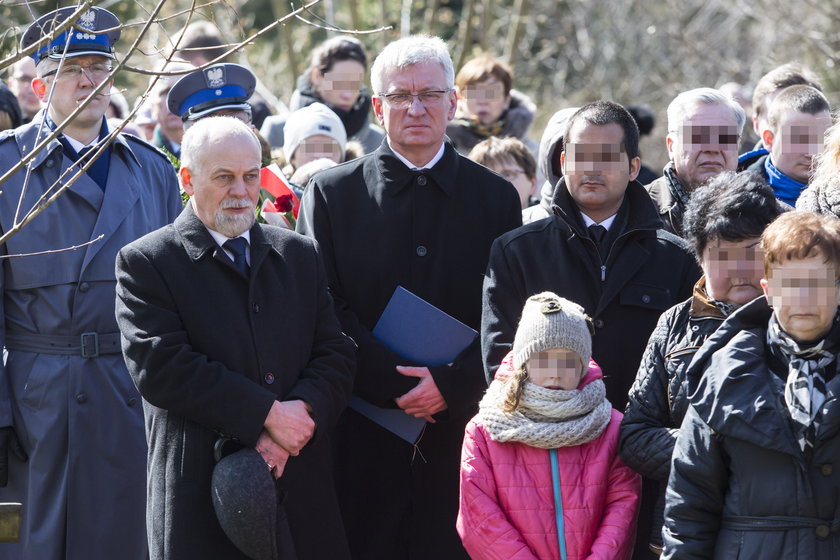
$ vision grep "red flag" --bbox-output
[260,163,300,218]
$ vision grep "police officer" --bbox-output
[167,62,256,129]
[0,7,181,559]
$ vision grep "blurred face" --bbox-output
[561,121,640,222]
[32,55,113,131]
[459,77,509,125]
[526,348,584,390]
[290,134,342,167]
[701,237,764,305]
[9,58,39,118]
[486,157,537,208]
[372,61,457,163]
[180,133,261,237]
[152,83,184,142]
[667,103,740,190]
[313,59,365,112]
[761,254,840,344]
[765,110,832,184]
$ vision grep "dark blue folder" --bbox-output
[348,286,478,443]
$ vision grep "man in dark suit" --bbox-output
[297,35,522,559]
[115,116,355,560]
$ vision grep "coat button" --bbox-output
[253,303,260,313]
[416,245,427,257]
[594,319,604,329]
[79,282,90,293]
[821,464,833,476]
[126,397,138,407]
[76,393,88,404]
[264,372,275,385]
[45,159,54,168]
[641,294,651,304]
[417,175,427,186]
[816,525,830,538]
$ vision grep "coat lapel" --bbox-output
[80,138,141,273]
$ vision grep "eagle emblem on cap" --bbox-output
[78,10,96,31]
[206,67,225,88]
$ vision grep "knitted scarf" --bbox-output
[450,115,505,139]
[765,156,807,207]
[767,313,840,454]
[477,377,612,449]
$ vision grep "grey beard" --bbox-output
[214,205,255,237]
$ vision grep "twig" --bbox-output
[0,235,105,259]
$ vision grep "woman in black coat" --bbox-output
[663,211,840,559]
[619,171,784,555]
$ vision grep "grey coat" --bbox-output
[0,118,181,559]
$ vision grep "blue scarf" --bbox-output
[765,156,806,207]
[738,146,768,166]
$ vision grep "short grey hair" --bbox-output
[180,116,260,176]
[370,35,454,95]
[667,87,746,135]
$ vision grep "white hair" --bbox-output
[667,87,747,134]
[180,116,260,175]
[370,35,454,94]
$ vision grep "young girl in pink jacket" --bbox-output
[459,292,641,560]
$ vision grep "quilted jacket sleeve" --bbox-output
[587,417,642,560]
[458,420,541,560]
[619,306,681,481]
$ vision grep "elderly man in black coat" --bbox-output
[297,35,522,559]
[115,116,355,560]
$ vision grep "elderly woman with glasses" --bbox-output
[662,210,840,559]
[619,171,784,556]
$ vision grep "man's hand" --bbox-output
[263,400,315,456]
[394,366,448,422]
[0,426,28,487]
[255,431,290,480]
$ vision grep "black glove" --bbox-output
[0,426,28,487]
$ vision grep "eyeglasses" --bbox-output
[41,63,113,81]
[378,89,451,109]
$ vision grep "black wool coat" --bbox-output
[115,204,355,560]
[297,140,522,559]
[481,178,700,410]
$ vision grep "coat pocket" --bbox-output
[619,283,673,312]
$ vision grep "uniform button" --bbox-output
[641,294,651,304]
[253,303,260,313]
[126,397,138,407]
[821,464,833,476]
[594,319,604,329]
[417,175,427,186]
[416,245,427,257]
[45,159,54,168]
[79,282,90,293]
[264,372,275,385]
[816,525,830,538]
[76,393,88,404]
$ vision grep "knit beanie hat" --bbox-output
[512,292,592,371]
[283,102,347,160]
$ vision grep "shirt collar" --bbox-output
[580,211,618,230]
[387,140,446,170]
[205,225,251,249]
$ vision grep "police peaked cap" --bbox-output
[21,7,121,62]
[167,63,256,122]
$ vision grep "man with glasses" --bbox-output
[297,35,522,560]
[0,7,181,559]
[646,88,746,236]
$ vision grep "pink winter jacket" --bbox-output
[457,355,641,560]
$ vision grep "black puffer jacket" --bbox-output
[619,278,725,548]
[663,296,840,559]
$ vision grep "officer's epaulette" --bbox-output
[120,131,174,164]
[0,128,16,143]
